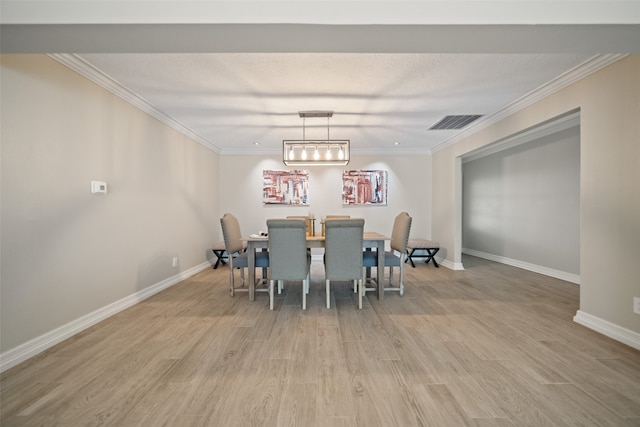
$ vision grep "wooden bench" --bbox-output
[211,241,228,269]
[406,239,440,268]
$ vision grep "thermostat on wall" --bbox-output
[91,181,108,194]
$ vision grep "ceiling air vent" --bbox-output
[429,115,482,130]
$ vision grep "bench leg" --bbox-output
[405,249,417,268]
[405,248,439,268]
[212,250,228,269]
[425,248,440,267]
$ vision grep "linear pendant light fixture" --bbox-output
[283,110,350,166]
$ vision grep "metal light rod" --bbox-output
[299,110,333,118]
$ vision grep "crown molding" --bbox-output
[48,54,222,153]
[50,52,625,157]
[431,53,627,153]
[461,109,580,163]
[49,53,432,157]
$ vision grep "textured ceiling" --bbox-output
[76,52,594,154]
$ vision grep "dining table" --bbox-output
[244,232,390,302]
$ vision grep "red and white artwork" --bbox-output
[263,170,310,205]
[342,170,388,205]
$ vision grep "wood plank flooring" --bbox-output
[2,255,640,426]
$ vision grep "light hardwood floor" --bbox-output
[2,255,640,426]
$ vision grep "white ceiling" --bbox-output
[74,52,596,154]
[2,1,639,155]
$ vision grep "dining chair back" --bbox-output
[363,212,412,296]
[220,213,269,296]
[267,219,311,310]
[324,218,365,309]
[321,215,350,236]
[286,215,313,235]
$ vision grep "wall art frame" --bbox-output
[342,170,388,205]
[263,169,310,205]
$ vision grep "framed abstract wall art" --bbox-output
[342,170,388,205]
[263,169,310,205]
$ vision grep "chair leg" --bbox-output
[229,268,235,296]
[302,278,307,310]
[362,269,376,297]
[326,279,331,309]
[402,254,408,295]
[269,280,275,310]
[358,279,363,309]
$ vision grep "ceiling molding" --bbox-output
[461,109,580,163]
[49,53,222,153]
[431,53,626,153]
[50,52,624,157]
[49,53,431,156]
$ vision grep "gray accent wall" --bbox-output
[462,125,580,276]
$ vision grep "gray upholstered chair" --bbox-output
[267,218,311,310]
[323,218,365,309]
[363,212,412,296]
[220,213,269,296]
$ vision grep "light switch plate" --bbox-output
[91,181,107,194]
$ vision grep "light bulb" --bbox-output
[314,147,320,160]
[338,147,344,160]
[301,149,307,160]
[289,147,295,160]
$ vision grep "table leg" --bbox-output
[248,243,256,301]
[377,240,384,300]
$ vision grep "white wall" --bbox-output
[432,55,640,340]
[462,124,580,278]
[218,154,432,248]
[0,55,221,355]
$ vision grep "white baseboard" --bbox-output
[0,261,211,373]
[440,259,465,270]
[574,310,640,351]
[462,248,580,284]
